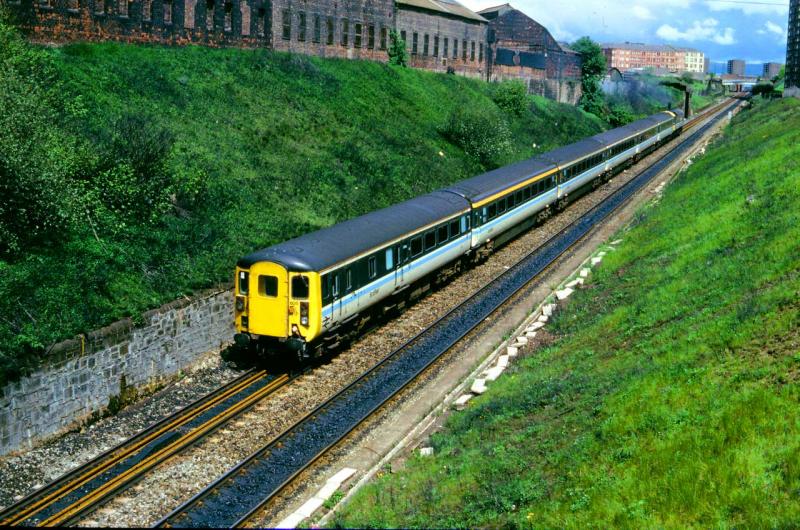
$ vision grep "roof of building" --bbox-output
[397,0,487,23]
[478,4,575,55]
[603,42,701,54]
[238,192,470,272]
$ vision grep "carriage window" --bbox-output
[438,225,449,244]
[292,275,309,299]
[461,215,469,232]
[498,198,507,214]
[411,236,423,257]
[331,274,340,297]
[523,186,531,200]
[515,190,523,204]
[450,219,459,238]
[345,268,352,290]
[368,257,377,279]
[259,275,278,297]
[424,230,436,251]
[487,203,497,219]
[238,271,249,294]
[507,194,515,209]
[322,275,330,300]
[385,248,394,269]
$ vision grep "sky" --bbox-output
[459,0,790,64]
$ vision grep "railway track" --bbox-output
[0,369,290,527]
[157,99,739,529]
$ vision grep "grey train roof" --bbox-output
[441,156,556,203]
[535,137,608,167]
[238,191,470,272]
[592,112,675,146]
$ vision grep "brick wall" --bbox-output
[396,6,487,78]
[0,288,235,456]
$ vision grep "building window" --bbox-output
[470,41,475,61]
[462,39,466,60]
[142,0,152,19]
[479,42,483,63]
[224,0,232,31]
[412,32,418,55]
[281,9,290,39]
[368,24,374,49]
[453,38,457,59]
[423,34,428,56]
[257,7,265,36]
[380,27,387,50]
[326,16,334,45]
[443,37,448,57]
[206,0,215,30]
[298,11,306,41]
[39,0,52,8]
[163,0,172,23]
[400,29,406,45]
[67,0,79,10]
[354,22,362,48]
[341,18,348,46]
[93,0,103,14]
[312,15,320,43]
[433,35,439,57]
[117,0,127,15]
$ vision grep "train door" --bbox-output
[331,271,343,320]
[248,262,289,338]
[396,242,410,288]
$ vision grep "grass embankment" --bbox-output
[335,99,800,527]
[0,22,606,385]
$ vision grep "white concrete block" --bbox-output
[515,336,529,345]
[454,394,473,410]
[580,268,591,278]
[420,447,434,457]
[538,314,549,323]
[610,239,623,246]
[507,346,519,357]
[528,322,545,332]
[327,467,357,486]
[471,379,488,394]
[591,257,603,266]
[556,288,574,300]
[566,278,584,289]
[497,355,509,368]
[542,303,557,317]
[484,365,505,381]
[276,513,305,529]
[296,497,325,519]
[316,482,341,502]
[525,331,537,339]
[598,251,606,257]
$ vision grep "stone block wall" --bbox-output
[0,288,235,456]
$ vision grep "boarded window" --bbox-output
[240,1,250,35]
[223,0,232,31]
[452,38,457,59]
[423,34,428,56]
[257,8,265,36]
[479,42,483,63]
[400,30,406,44]
[412,32,418,55]
[341,18,348,46]
[292,276,309,299]
[433,35,439,57]
[206,0,214,30]
[326,17,334,45]
[163,0,172,23]
[462,39,467,60]
[354,22,361,48]
[367,24,374,49]
[313,15,320,43]
[443,37,448,58]
[298,11,306,41]
[183,0,194,27]
[281,9,290,39]
[118,0,128,17]
[259,275,278,297]
[142,0,152,19]
[470,41,475,61]
[380,27,387,50]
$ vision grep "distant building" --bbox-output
[603,42,703,73]
[763,62,783,79]
[787,0,800,95]
[479,4,582,104]
[704,57,711,73]
[727,59,746,76]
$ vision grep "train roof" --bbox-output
[535,137,607,166]
[238,191,470,272]
[593,111,675,146]
[440,157,556,204]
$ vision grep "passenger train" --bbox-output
[234,109,686,361]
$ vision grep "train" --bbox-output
[233,108,686,362]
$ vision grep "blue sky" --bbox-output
[460,0,790,64]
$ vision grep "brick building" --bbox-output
[762,61,783,79]
[396,0,488,77]
[603,42,704,74]
[727,58,745,76]
[479,4,581,103]
[787,0,800,95]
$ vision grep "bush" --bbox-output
[492,80,529,116]
[387,30,408,67]
[440,108,512,168]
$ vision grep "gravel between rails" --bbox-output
[0,126,701,527]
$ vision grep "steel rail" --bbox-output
[157,99,738,529]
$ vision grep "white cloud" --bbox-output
[656,18,736,44]
[706,0,788,16]
[756,20,787,43]
[632,5,655,20]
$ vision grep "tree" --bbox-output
[387,30,408,67]
[571,36,607,117]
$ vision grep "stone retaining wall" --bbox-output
[0,288,234,456]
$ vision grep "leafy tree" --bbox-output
[492,80,529,116]
[387,30,408,67]
[571,36,607,117]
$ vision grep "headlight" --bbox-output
[241,316,249,329]
[300,302,309,326]
[235,296,245,312]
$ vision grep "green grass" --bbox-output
[334,98,800,527]
[0,37,607,385]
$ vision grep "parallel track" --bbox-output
[158,99,739,529]
[0,369,290,527]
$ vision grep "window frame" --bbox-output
[259,275,279,298]
[291,275,310,300]
[281,8,291,40]
[298,11,306,42]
